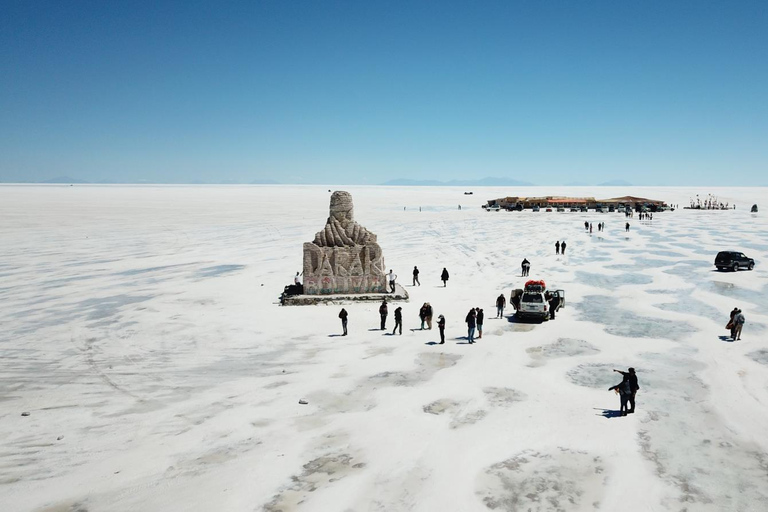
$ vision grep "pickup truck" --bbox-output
[511,281,565,321]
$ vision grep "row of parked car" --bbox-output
[484,204,636,213]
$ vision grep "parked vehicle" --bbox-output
[556,207,565,212]
[486,205,500,211]
[545,207,553,212]
[511,280,565,321]
[715,251,755,272]
[532,206,540,212]
[570,207,579,212]
[579,206,587,212]
[608,205,615,212]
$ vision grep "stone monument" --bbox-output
[303,191,386,295]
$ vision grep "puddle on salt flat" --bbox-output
[574,295,695,341]
[575,271,654,289]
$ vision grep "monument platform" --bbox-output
[282,284,409,306]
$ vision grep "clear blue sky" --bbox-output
[1,1,766,185]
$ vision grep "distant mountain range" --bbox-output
[381,177,534,187]
[597,179,633,186]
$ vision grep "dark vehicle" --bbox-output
[608,205,615,212]
[532,206,540,212]
[579,206,587,212]
[715,251,755,272]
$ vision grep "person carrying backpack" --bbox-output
[392,307,403,335]
[733,309,746,340]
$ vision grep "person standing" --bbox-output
[733,309,746,340]
[584,221,589,231]
[393,306,403,335]
[521,258,531,276]
[609,373,633,416]
[441,268,449,287]
[727,307,739,339]
[425,302,433,329]
[589,223,593,233]
[379,300,388,330]
[561,241,567,255]
[437,314,446,344]
[388,269,397,293]
[625,222,630,232]
[549,293,560,320]
[339,308,348,336]
[294,272,301,285]
[555,240,560,254]
[476,308,484,339]
[496,293,506,318]
[412,266,420,286]
[614,368,639,413]
[465,308,476,344]
[419,303,428,330]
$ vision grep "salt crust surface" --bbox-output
[1,185,767,511]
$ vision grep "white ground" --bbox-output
[1,185,768,512]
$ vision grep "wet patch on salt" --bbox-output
[477,449,607,511]
[370,352,461,387]
[263,452,366,512]
[195,264,246,279]
[575,271,653,289]
[422,398,486,428]
[527,338,599,366]
[747,350,768,366]
[483,387,527,406]
[575,296,694,340]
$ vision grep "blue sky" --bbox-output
[1,1,766,185]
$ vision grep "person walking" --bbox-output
[625,222,630,232]
[437,314,446,344]
[412,266,420,286]
[339,308,348,336]
[419,303,428,330]
[733,309,746,340]
[589,223,593,233]
[393,306,403,335]
[476,308,484,339]
[441,268,449,287]
[496,293,506,318]
[609,372,633,416]
[465,308,477,344]
[388,269,397,293]
[425,303,433,329]
[727,307,739,339]
[379,300,388,330]
[561,241,567,255]
[555,240,560,255]
[614,368,639,413]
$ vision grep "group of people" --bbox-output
[377,300,444,341]
[464,307,484,343]
[609,368,640,416]
[727,307,746,340]
[638,212,652,220]
[390,267,449,291]
[554,240,567,254]
[520,258,531,276]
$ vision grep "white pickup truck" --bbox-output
[511,281,565,321]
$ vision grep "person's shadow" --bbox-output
[328,334,345,337]
[718,335,734,342]
[594,408,623,418]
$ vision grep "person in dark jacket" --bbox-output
[625,222,630,232]
[476,308,484,338]
[555,240,560,254]
[496,293,506,318]
[379,300,388,330]
[441,268,449,287]
[425,303,433,329]
[561,241,567,254]
[549,294,560,320]
[412,266,420,286]
[614,368,640,413]
[392,307,403,335]
[419,303,428,330]
[609,373,632,416]
[339,308,348,336]
[437,314,446,344]
[465,308,477,343]
[521,258,530,276]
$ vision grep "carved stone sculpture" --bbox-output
[303,191,386,294]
